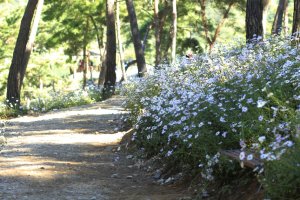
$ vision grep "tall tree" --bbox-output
[200,0,235,51]
[154,1,170,67]
[116,0,127,82]
[272,0,289,35]
[246,0,264,42]
[154,0,160,67]
[82,17,89,89]
[6,0,42,105]
[292,0,300,38]
[171,0,177,63]
[103,0,116,98]
[125,0,147,76]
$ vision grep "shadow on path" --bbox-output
[0,96,190,200]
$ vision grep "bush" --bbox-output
[121,36,300,196]
[28,86,102,112]
[262,138,300,199]
[0,84,102,118]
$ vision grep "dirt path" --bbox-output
[0,97,191,200]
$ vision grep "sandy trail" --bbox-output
[0,97,190,200]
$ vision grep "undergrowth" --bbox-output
[122,36,300,199]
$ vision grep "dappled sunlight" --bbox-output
[19,132,127,145]
[0,156,78,180]
[9,107,127,123]
[0,129,128,180]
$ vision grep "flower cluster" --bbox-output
[122,36,300,182]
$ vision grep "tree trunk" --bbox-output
[116,0,127,82]
[82,18,89,89]
[103,0,116,98]
[6,0,40,106]
[200,0,212,47]
[98,30,107,87]
[171,0,177,64]
[21,0,44,77]
[246,0,264,42]
[154,0,161,68]
[125,0,147,77]
[98,47,107,87]
[142,22,152,52]
[82,45,87,89]
[284,1,289,35]
[272,0,288,35]
[89,15,106,85]
[200,1,234,51]
[209,3,234,51]
[292,0,300,38]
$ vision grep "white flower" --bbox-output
[257,99,268,108]
[242,106,248,112]
[283,141,293,147]
[166,150,173,157]
[198,122,204,128]
[247,154,253,160]
[239,152,245,160]
[247,98,253,104]
[222,132,227,138]
[220,117,226,123]
[258,115,264,121]
[239,140,246,149]
[258,136,266,143]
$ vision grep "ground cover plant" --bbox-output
[0,84,102,118]
[122,36,300,198]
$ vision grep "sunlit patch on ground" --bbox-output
[0,97,190,199]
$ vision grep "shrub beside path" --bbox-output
[0,96,190,200]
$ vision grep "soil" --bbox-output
[0,96,191,200]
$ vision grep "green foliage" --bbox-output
[43,0,105,57]
[122,36,300,196]
[262,138,300,199]
[0,102,27,119]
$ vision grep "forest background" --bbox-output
[0,0,292,103]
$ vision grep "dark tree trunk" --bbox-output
[103,0,116,98]
[154,0,161,68]
[125,0,147,77]
[6,0,39,106]
[272,0,289,35]
[246,0,264,42]
[82,18,89,89]
[292,0,300,38]
[142,23,152,52]
[171,0,177,63]
[283,1,289,35]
